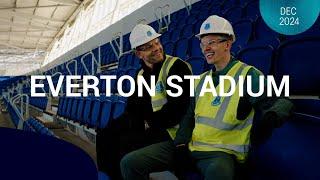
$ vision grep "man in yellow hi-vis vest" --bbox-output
[120,16,293,180]
[97,24,192,179]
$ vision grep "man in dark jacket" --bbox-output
[96,24,192,179]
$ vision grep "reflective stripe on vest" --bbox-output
[151,55,174,111]
[192,141,250,153]
[195,64,253,131]
[137,55,191,139]
[190,61,254,161]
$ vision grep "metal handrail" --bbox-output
[183,0,192,15]
[154,4,171,33]
[11,94,29,120]
[110,32,122,60]
[162,4,171,29]
[66,59,78,75]
[81,51,100,75]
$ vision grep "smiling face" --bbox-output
[200,34,232,65]
[135,38,164,68]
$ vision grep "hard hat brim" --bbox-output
[132,33,161,49]
[195,32,235,42]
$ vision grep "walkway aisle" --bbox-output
[0,103,15,128]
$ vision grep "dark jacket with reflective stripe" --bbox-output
[127,55,192,138]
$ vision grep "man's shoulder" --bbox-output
[168,56,192,74]
[237,60,264,76]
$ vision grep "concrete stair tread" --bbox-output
[34,116,64,129]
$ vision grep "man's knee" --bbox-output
[205,157,235,179]
[120,152,134,172]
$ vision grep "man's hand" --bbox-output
[251,111,278,146]
[144,120,150,130]
[173,144,195,178]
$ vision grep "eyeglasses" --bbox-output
[200,39,228,49]
[136,39,161,51]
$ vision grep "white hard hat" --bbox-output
[129,24,161,49]
[196,15,235,42]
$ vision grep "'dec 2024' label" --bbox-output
[260,0,319,35]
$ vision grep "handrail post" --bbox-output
[81,51,100,75]
[183,0,192,15]
[66,59,78,75]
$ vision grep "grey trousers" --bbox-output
[120,141,235,180]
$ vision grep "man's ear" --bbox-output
[225,40,232,51]
[135,51,142,59]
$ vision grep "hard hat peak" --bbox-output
[196,15,235,42]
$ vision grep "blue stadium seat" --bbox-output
[239,0,253,6]
[123,36,131,52]
[189,37,203,57]
[255,16,279,41]
[160,31,170,44]
[245,38,280,49]
[244,0,259,20]
[223,6,243,23]
[175,38,189,60]
[163,41,175,55]
[291,99,320,118]
[186,57,206,75]
[76,98,85,123]
[190,1,202,11]
[176,8,188,19]
[149,21,159,33]
[274,36,320,95]
[251,113,320,179]
[112,96,127,119]
[60,97,70,117]
[70,97,79,121]
[98,171,110,180]
[170,28,182,42]
[175,18,188,30]
[237,43,274,75]
[193,20,203,35]
[209,3,222,15]
[123,67,138,92]
[131,55,141,69]
[118,55,129,70]
[186,15,198,25]
[89,98,102,127]
[232,19,253,53]
[181,24,194,39]
[168,21,177,32]
[82,97,94,125]
[98,98,113,129]
[65,97,74,119]
[221,0,239,12]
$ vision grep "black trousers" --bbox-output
[96,117,170,180]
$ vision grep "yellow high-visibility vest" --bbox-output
[189,61,254,162]
[138,54,191,139]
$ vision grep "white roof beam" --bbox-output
[2,11,65,23]
[0,18,61,30]
[0,41,26,50]
[0,33,53,39]
[0,5,74,10]
[47,0,92,50]
[0,40,48,46]
[0,30,56,33]
[0,20,58,31]
[48,0,80,6]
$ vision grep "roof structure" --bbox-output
[0,0,85,75]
